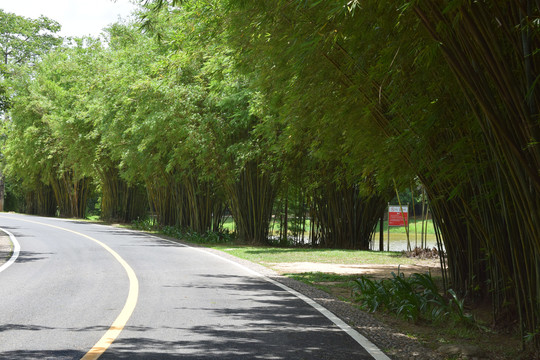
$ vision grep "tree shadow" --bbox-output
[102,274,374,359]
[0,226,35,239]
[0,324,154,359]
[0,274,375,360]
[0,324,53,332]
[15,251,54,263]
[0,349,85,360]
[94,229,151,238]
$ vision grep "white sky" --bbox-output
[0,0,140,38]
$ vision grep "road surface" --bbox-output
[0,213,387,359]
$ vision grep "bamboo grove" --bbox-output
[0,0,539,347]
[219,0,540,347]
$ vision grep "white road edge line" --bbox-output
[113,226,391,360]
[0,227,21,274]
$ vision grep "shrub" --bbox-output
[353,270,473,325]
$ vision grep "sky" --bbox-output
[0,0,140,38]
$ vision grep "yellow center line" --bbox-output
[0,216,139,360]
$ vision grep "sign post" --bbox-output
[379,216,384,251]
[387,203,390,251]
[387,204,409,251]
[388,205,409,226]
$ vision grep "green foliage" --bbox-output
[0,9,62,113]
[4,39,102,217]
[447,288,475,327]
[132,218,235,244]
[162,226,235,244]
[525,327,540,345]
[131,217,158,231]
[0,9,61,65]
[353,271,475,325]
[219,0,540,348]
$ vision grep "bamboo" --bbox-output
[414,0,540,346]
[224,161,276,245]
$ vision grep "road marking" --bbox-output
[0,216,139,360]
[0,227,21,274]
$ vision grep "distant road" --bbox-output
[0,213,384,359]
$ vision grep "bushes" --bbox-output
[132,218,235,245]
[353,271,474,326]
[163,226,235,244]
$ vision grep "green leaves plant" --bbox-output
[353,271,474,325]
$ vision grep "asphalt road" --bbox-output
[0,213,385,360]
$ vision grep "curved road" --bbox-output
[0,213,386,359]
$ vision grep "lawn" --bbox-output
[211,245,421,265]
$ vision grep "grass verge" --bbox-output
[212,245,420,265]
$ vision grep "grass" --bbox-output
[285,272,359,300]
[286,272,361,283]
[385,218,435,234]
[211,245,420,265]
[221,216,235,231]
[222,216,312,237]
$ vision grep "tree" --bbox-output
[4,41,98,217]
[139,2,283,243]
[0,9,62,212]
[0,9,61,111]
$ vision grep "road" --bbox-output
[0,213,387,360]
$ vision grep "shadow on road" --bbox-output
[100,274,373,360]
[15,251,54,263]
[0,226,35,239]
[0,350,85,360]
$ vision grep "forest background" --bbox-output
[0,0,538,351]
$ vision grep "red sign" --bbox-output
[388,205,408,226]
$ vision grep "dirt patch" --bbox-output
[317,283,355,300]
[266,260,442,279]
